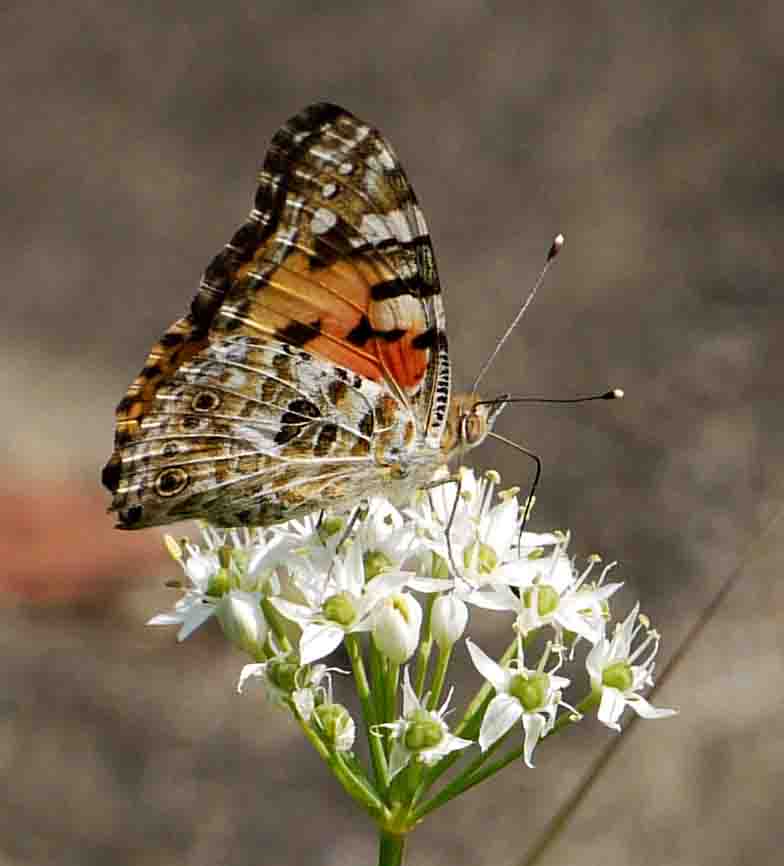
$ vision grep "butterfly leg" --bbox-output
[516,448,542,556]
[335,500,370,556]
[422,474,464,580]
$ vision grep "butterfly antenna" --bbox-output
[474,388,624,412]
[471,233,564,395]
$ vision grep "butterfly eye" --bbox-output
[154,467,190,497]
[191,391,221,412]
[463,413,485,446]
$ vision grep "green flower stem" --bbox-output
[413,729,510,820]
[260,598,292,652]
[295,716,385,818]
[426,645,451,711]
[333,751,388,817]
[414,638,519,799]
[418,692,601,818]
[368,637,386,724]
[414,692,600,819]
[378,829,407,866]
[454,638,517,736]
[386,662,400,725]
[346,635,389,791]
[414,593,435,698]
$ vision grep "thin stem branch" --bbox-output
[346,634,389,792]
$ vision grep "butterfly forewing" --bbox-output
[103,103,452,529]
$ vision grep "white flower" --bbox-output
[431,593,469,650]
[586,604,678,731]
[357,498,423,573]
[511,546,623,645]
[148,527,275,642]
[313,703,356,753]
[411,468,564,611]
[372,592,422,663]
[376,669,472,779]
[238,650,328,714]
[467,638,570,767]
[271,538,413,664]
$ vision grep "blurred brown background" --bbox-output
[1,1,782,864]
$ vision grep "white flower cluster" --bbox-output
[150,468,676,770]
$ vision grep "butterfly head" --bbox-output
[442,392,508,457]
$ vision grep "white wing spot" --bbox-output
[338,161,354,176]
[376,146,397,171]
[311,207,338,235]
[359,208,429,245]
[322,182,337,199]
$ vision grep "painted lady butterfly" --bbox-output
[102,103,506,529]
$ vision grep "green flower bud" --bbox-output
[363,550,394,581]
[404,709,444,751]
[602,661,633,692]
[509,672,549,711]
[322,591,358,627]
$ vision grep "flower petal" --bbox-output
[270,597,314,627]
[522,712,547,767]
[626,694,678,720]
[401,668,420,717]
[388,741,412,780]
[237,663,266,694]
[177,602,216,641]
[597,686,626,732]
[466,639,510,691]
[147,612,183,626]
[478,694,522,751]
[299,623,345,664]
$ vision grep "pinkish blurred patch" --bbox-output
[0,475,170,604]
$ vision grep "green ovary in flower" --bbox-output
[266,658,300,694]
[323,591,358,627]
[601,660,634,692]
[463,540,498,575]
[523,584,559,617]
[364,550,394,580]
[404,709,444,751]
[508,672,549,711]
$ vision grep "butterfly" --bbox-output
[102,103,507,529]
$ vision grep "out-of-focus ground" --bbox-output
[1,2,782,864]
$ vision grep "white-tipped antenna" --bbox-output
[471,233,564,395]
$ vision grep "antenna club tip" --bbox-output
[547,233,565,261]
[604,388,624,400]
